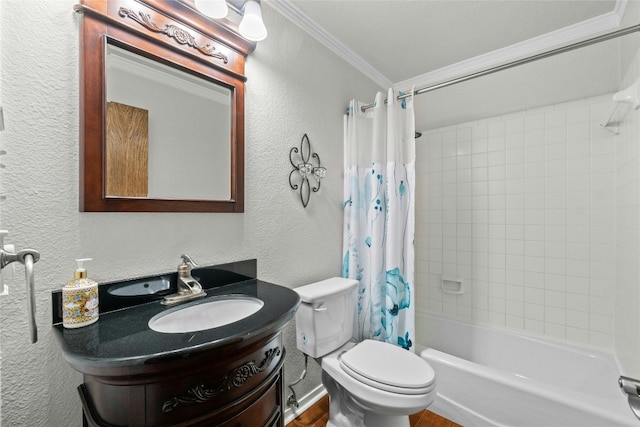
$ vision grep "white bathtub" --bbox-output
[416,312,638,427]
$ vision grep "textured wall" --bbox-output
[0,0,3,423]
[0,1,381,425]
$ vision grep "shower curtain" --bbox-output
[342,89,416,351]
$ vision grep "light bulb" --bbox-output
[239,0,267,41]
[194,0,229,19]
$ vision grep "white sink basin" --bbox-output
[148,296,264,333]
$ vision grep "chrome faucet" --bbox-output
[161,254,206,305]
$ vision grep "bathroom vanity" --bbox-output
[51,260,300,426]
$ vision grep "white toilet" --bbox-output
[294,277,436,427]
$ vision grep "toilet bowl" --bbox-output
[322,340,436,427]
[294,278,437,427]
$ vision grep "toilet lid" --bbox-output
[339,340,435,392]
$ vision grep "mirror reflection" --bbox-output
[105,43,232,200]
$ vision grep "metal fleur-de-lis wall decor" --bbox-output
[289,134,326,208]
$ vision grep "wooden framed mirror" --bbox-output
[76,0,255,212]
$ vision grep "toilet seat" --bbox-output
[339,339,435,395]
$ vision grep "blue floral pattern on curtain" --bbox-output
[343,89,416,351]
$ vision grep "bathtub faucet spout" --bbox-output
[619,376,640,421]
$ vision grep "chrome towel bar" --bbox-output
[0,231,40,343]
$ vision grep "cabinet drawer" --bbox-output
[218,378,280,427]
[146,335,282,425]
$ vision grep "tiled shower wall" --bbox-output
[615,43,640,377]
[415,94,619,349]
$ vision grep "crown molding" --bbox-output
[395,0,627,91]
[265,0,392,88]
[267,0,626,95]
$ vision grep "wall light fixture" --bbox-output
[194,0,228,19]
[194,0,267,41]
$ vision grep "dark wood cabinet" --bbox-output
[52,263,299,427]
[79,332,285,427]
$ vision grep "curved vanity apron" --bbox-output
[339,339,435,395]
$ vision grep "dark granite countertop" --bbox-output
[51,260,300,377]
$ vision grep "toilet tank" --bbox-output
[294,277,359,358]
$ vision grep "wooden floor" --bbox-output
[286,395,463,427]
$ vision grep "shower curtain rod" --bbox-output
[354,22,640,114]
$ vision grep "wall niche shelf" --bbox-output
[600,78,640,135]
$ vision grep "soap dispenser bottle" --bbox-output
[63,258,99,328]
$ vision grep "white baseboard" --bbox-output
[283,384,327,425]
